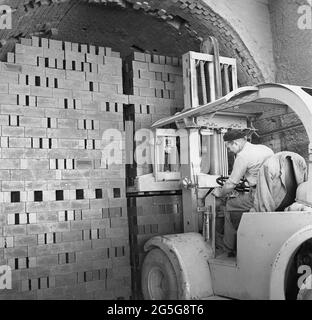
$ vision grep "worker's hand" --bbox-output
[284,202,311,212]
[212,187,222,198]
[228,190,239,198]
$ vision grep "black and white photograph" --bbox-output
[0,0,310,303]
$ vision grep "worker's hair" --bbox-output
[226,137,247,145]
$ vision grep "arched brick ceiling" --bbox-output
[0,0,265,86]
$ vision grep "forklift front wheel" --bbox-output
[141,248,179,300]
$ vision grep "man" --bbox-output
[212,129,274,256]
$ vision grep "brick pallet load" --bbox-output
[0,37,131,300]
[124,52,184,179]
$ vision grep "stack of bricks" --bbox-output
[123,52,185,299]
[127,194,183,299]
[0,37,131,300]
[124,51,183,129]
[124,52,184,177]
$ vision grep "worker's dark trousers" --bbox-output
[223,188,256,251]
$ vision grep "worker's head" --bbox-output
[225,137,247,154]
[223,129,251,154]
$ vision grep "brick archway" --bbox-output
[0,0,264,86]
[126,0,266,86]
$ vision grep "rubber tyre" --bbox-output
[141,248,179,300]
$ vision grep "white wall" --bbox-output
[202,0,276,82]
[270,0,312,87]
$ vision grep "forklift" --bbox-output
[135,38,312,300]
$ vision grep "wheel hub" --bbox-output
[147,266,169,300]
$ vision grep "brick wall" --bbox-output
[0,37,131,300]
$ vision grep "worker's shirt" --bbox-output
[228,142,274,187]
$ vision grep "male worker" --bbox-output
[212,129,274,256]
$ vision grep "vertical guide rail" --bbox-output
[200,61,208,105]
[217,133,223,175]
[190,56,199,109]
[209,36,222,100]
[223,65,230,95]
[222,132,229,176]
[231,64,238,90]
[183,53,192,110]
[208,62,216,103]
[210,196,216,258]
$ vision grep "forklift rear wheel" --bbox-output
[141,248,179,300]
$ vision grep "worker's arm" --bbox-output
[213,156,248,198]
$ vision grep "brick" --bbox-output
[2,126,24,137]
[49,39,63,51]
[0,83,8,94]
[7,52,15,63]
[61,230,82,242]
[31,36,40,47]
[76,248,109,263]
[48,222,70,233]
[86,53,103,64]
[30,86,53,97]
[4,246,28,259]
[8,137,31,148]
[27,224,50,235]
[3,237,13,248]
[0,159,20,169]
[72,90,92,101]
[37,255,58,267]
[52,88,73,99]
[14,235,37,247]
[66,70,85,81]
[47,128,87,139]
[43,48,64,60]
[31,278,39,290]
[40,277,49,289]
[70,220,91,231]
[148,63,165,73]
[16,44,43,56]
[0,94,17,104]
[25,127,47,138]
[106,227,128,238]
[110,218,128,228]
[21,280,30,292]
[15,53,38,66]
[22,117,46,130]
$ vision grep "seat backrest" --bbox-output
[276,156,297,211]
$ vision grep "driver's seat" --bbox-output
[252,152,307,212]
[275,156,297,211]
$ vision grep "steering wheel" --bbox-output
[216,176,250,193]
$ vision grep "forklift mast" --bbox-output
[133,37,253,236]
